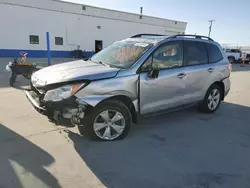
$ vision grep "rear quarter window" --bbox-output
[206,43,223,63]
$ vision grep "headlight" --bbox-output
[44,83,85,102]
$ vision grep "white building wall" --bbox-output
[0,0,187,56]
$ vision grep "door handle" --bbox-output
[207,68,214,73]
[177,73,186,79]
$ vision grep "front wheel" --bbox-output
[199,84,222,113]
[78,100,132,141]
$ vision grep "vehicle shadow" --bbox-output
[0,124,61,188]
[231,64,250,72]
[67,102,250,188]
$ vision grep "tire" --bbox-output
[78,100,132,141]
[199,84,222,113]
[228,57,235,64]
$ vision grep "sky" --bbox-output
[65,0,250,45]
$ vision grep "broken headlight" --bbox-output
[44,83,86,102]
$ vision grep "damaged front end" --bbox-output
[25,81,90,126]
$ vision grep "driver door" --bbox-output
[139,41,188,115]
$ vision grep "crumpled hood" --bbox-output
[31,60,120,87]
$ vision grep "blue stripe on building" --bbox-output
[0,49,95,58]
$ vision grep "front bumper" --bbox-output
[25,89,87,123]
[25,90,46,113]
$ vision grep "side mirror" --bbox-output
[148,66,160,79]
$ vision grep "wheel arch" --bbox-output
[211,81,225,100]
[101,95,138,124]
[227,56,236,62]
[228,55,235,59]
[78,94,138,124]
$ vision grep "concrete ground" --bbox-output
[0,58,250,188]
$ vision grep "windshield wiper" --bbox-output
[90,58,108,67]
[98,61,108,66]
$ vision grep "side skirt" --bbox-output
[139,102,200,119]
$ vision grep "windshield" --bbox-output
[90,40,153,68]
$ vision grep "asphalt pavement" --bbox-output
[0,59,250,188]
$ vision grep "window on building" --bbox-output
[184,41,208,66]
[29,35,39,44]
[55,37,63,45]
[206,43,223,63]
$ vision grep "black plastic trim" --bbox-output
[131,33,168,38]
[169,34,214,41]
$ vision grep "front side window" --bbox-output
[152,42,183,69]
[140,42,183,71]
[184,41,208,66]
[206,43,223,63]
[140,56,152,72]
[90,40,153,69]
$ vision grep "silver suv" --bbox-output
[25,34,231,141]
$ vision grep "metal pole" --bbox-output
[140,7,143,19]
[208,20,215,37]
[46,32,51,66]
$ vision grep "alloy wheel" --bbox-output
[207,88,221,111]
[93,110,126,140]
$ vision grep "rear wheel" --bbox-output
[78,100,132,141]
[199,84,222,113]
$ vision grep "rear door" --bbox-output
[182,41,213,103]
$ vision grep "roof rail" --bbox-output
[169,34,214,41]
[131,33,167,38]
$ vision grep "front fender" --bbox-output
[76,95,113,107]
[75,94,139,113]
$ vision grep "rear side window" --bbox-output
[183,41,208,66]
[206,43,223,63]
